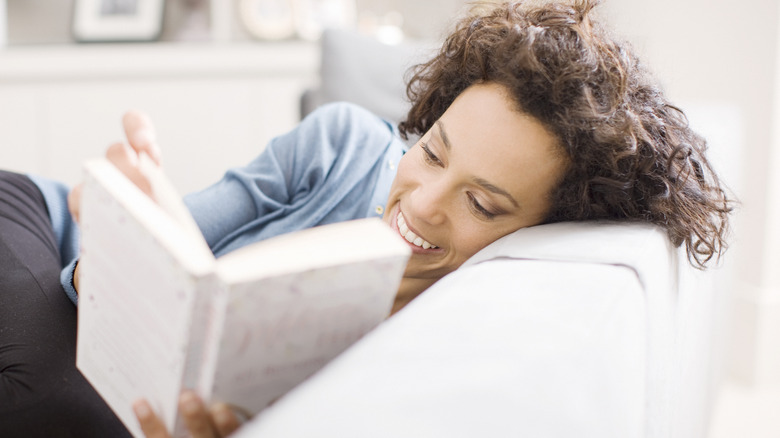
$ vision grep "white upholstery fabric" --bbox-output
[234,221,717,437]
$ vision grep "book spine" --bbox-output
[195,276,229,402]
[172,274,222,437]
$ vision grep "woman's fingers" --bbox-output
[133,393,237,438]
[70,111,160,224]
[105,142,154,199]
[122,110,162,165]
[67,183,83,223]
[133,400,171,438]
[180,391,220,438]
[211,403,242,437]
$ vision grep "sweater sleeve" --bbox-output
[184,102,395,256]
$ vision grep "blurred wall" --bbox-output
[356,0,473,39]
[6,0,72,44]
[4,0,476,45]
[599,0,780,386]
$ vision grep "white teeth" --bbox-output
[396,212,438,249]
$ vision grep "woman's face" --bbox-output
[383,82,568,283]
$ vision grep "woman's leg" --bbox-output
[0,171,130,437]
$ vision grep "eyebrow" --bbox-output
[474,177,520,208]
[436,120,520,209]
[435,120,452,151]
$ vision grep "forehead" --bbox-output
[439,83,559,152]
[436,83,565,200]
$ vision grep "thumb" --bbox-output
[122,110,162,166]
[67,183,83,223]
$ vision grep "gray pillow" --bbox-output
[302,29,436,124]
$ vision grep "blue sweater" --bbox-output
[30,103,406,305]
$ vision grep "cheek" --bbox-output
[391,152,419,189]
[449,220,499,259]
[449,215,533,263]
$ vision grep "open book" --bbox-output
[75,156,410,437]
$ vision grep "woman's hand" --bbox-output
[134,391,242,438]
[67,111,164,291]
[68,110,163,223]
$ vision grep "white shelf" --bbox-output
[0,40,320,193]
[0,41,320,81]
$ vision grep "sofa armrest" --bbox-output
[235,258,647,438]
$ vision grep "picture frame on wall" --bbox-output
[73,0,165,42]
[239,0,296,41]
[293,0,356,41]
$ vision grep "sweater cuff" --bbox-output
[60,258,79,306]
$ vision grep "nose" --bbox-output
[407,178,449,226]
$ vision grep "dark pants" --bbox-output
[0,171,130,437]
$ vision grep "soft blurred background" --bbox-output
[0,0,776,436]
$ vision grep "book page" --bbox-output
[207,219,410,414]
[76,159,215,437]
[215,219,410,284]
[137,153,204,241]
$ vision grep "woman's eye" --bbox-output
[421,142,443,167]
[467,193,497,220]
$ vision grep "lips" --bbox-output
[397,212,438,249]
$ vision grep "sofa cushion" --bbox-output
[465,221,716,438]
[301,29,436,123]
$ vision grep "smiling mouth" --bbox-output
[397,212,438,250]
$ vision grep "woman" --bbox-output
[0,1,730,437]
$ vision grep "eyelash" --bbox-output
[420,142,443,167]
[420,141,497,221]
[468,193,496,220]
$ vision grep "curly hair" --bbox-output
[399,0,732,268]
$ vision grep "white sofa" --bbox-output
[234,221,719,438]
